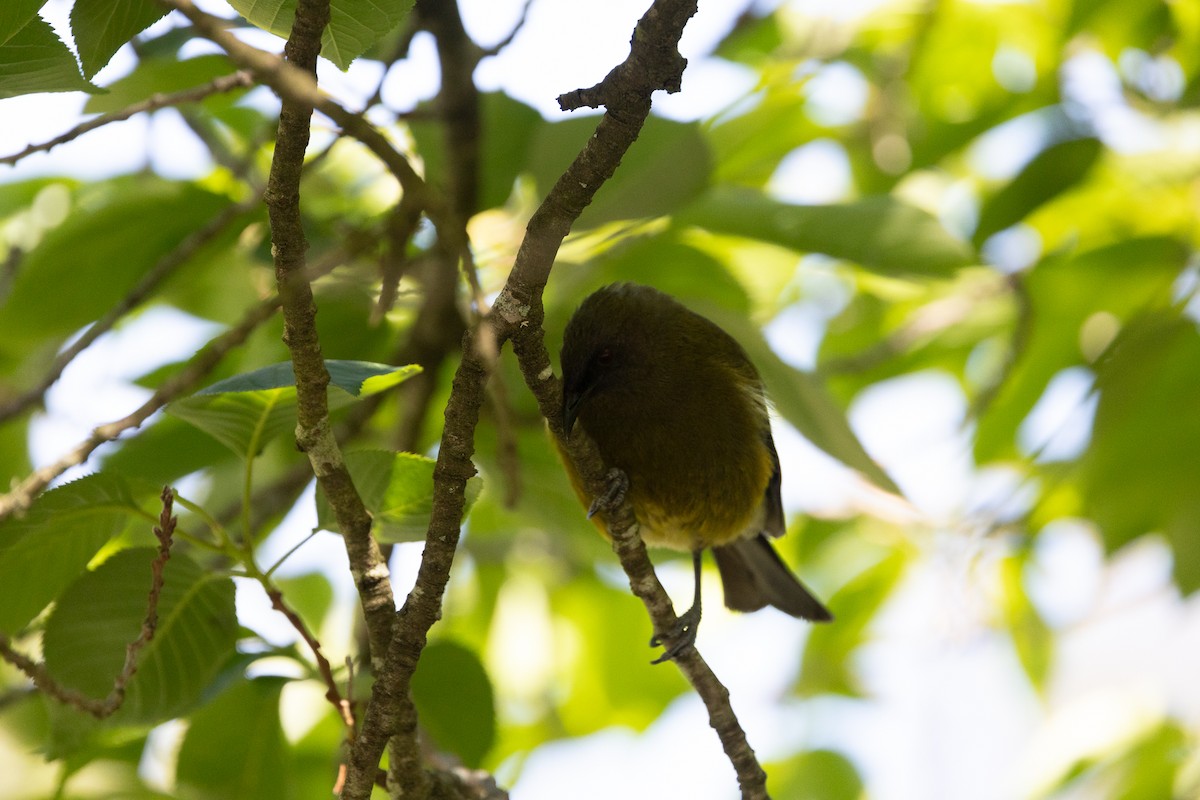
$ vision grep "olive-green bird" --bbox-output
[560,282,832,662]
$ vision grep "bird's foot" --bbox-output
[649,604,701,664]
[588,467,629,519]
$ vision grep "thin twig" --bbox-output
[0,72,254,166]
[0,196,260,425]
[0,486,176,719]
[267,587,355,730]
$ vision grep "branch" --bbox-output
[158,0,468,272]
[341,2,736,799]
[0,294,281,522]
[267,587,355,730]
[0,71,254,166]
[0,196,260,425]
[234,0,399,672]
[0,487,176,718]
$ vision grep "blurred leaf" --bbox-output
[226,0,415,71]
[167,361,420,458]
[410,92,543,211]
[529,116,712,228]
[973,237,1187,462]
[0,474,142,633]
[0,179,231,352]
[767,749,864,800]
[42,548,238,725]
[84,54,241,113]
[701,304,900,494]
[411,640,495,768]
[999,553,1052,691]
[176,676,291,800]
[796,551,906,696]
[553,573,689,735]
[70,0,168,79]
[1047,721,1189,800]
[0,16,98,99]
[316,449,482,543]
[678,187,975,276]
[974,138,1103,247]
[1080,314,1200,593]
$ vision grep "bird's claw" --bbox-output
[587,467,629,519]
[649,605,701,664]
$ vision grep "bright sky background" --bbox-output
[3,1,1199,799]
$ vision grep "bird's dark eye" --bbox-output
[596,347,613,365]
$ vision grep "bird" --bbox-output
[558,282,832,662]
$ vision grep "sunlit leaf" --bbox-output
[0,474,142,633]
[42,548,238,725]
[678,187,975,276]
[167,361,420,458]
[412,640,495,768]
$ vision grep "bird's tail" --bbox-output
[713,534,833,622]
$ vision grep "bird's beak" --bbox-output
[562,392,581,441]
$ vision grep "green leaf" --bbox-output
[974,137,1104,247]
[796,551,906,696]
[42,548,238,725]
[0,474,142,633]
[973,237,1188,462]
[0,16,99,99]
[411,640,495,768]
[167,361,420,458]
[272,572,333,637]
[528,116,713,228]
[767,750,864,800]
[70,0,168,79]
[0,179,232,351]
[316,450,483,543]
[700,305,900,494]
[678,187,975,276]
[176,676,292,800]
[0,0,45,46]
[409,92,543,211]
[226,0,415,71]
[84,54,241,114]
[1080,314,1200,593]
[999,553,1052,691]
